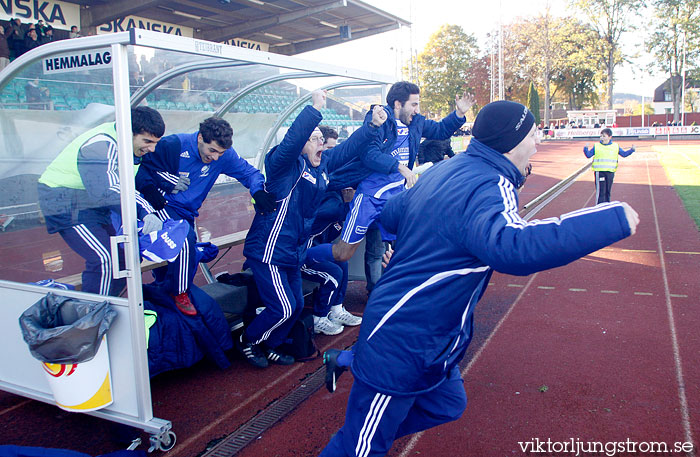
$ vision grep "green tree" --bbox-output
[527,82,542,125]
[550,20,601,109]
[416,24,479,117]
[646,0,700,122]
[572,0,644,109]
[506,11,578,124]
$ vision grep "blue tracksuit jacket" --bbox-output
[351,139,633,396]
[327,106,465,191]
[135,132,265,222]
[243,105,380,268]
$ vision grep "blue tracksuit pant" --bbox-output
[244,258,304,348]
[150,207,197,295]
[301,259,348,318]
[319,366,467,457]
[59,223,125,296]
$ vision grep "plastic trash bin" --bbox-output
[19,293,117,412]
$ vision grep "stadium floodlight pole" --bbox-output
[490,35,495,103]
[681,31,687,126]
[498,0,504,101]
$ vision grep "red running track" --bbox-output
[235,141,700,457]
[2,140,699,457]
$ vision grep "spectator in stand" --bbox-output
[24,78,50,110]
[0,25,11,71]
[41,26,54,44]
[69,25,81,39]
[35,20,47,39]
[21,26,40,56]
[8,18,24,60]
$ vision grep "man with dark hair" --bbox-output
[584,128,635,204]
[319,125,339,150]
[38,106,166,296]
[136,117,275,314]
[417,138,454,165]
[312,81,473,295]
[320,100,639,457]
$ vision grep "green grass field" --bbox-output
[655,144,700,231]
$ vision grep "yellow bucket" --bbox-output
[41,336,113,412]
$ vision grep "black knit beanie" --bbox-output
[472,101,535,153]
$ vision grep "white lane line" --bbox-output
[634,292,653,296]
[670,294,688,298]
[398,274,540,457]
[569,288,587,292]
[646,158,694,452]
[538,286,555,290]
[507,284,524,288]
[0,399,32,417]
[601,290,619,294]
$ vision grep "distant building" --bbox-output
[652,75,700,114]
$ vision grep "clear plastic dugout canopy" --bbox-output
[0,29,392,450]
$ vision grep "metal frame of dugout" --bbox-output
[0,29,393,452]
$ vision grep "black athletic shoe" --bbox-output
[324,349,347,393]
[236,334,268,368]
[265,347,295,365]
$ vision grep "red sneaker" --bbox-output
[173,292,197,316]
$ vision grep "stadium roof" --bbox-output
[64,0,410,55]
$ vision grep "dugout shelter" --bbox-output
[0,29,393,451]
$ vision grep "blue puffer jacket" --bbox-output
[351,139,632,396]
[327,106,465,191]
[243,105,379,268]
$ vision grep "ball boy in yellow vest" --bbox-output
[584,128,635,204]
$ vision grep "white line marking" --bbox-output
[670,294,688,298]
[646,158,694,453]
[398,274,539,457]
[569,288,587,292]
[634,292,653,296]
[538,286,555,290]
[507,284,524,288]
[601,290,619,294]
[0,399,32,417]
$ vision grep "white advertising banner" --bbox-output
[0,0,80,31]
[220,38,269,52]
[552,126,700,138]
[97,16,194,37]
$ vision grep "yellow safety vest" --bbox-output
[38,123,140,188]
[592,141,619,172]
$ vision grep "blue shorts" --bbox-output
[341,193,395,244]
